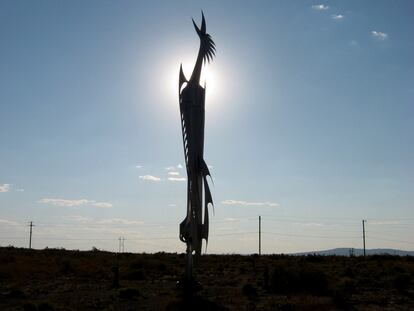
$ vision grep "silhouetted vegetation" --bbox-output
[0,247,413,310]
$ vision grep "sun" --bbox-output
[200,64,219,103]
[168,58,220,106]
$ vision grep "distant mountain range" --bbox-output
[290,248,414,256]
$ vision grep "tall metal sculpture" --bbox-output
[178,12,215,282]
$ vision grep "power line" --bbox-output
[0,216,411,253]
[368,237,414,246]
[261,231,360,239]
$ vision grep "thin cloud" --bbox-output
[135,165,142,169]
[139,175,161,182]
[293,222,324,227]
[371,31,388,40]
[222,199,279,208]
[92,202,113,208]
[370,220,400,225]
[0,183,11,193]
[168,171,180,176]
[312,4,329,11]
[332,14,344,20]
[62,216,142,225]
[168,177,186,182]
[97,218,144,225]
[350,40,358,46]
[166,164,184,171]
[63,215,92,223]
[0,218,20,226]
[38,198,91,207]
[225,217,239,222]
[38,198,112,208]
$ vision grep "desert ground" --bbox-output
[0,247,413,310]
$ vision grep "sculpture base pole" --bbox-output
[185,243,193,281]
[176,243,202,295]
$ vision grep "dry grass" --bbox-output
[0,247,413,310]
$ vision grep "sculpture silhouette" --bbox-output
[178,12,215,282]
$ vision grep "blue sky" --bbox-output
[1,1,413,253]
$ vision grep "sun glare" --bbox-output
[167,59,220,107]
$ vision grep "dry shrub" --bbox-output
[270,264,330,296]
[123,269,145,281]
[393,273,411,292]
[119,287,140,299]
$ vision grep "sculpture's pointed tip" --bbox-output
[201,11,206,33]
[192,18,201,36]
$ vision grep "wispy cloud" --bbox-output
[350,40,358,46]
[38,198,91,207]
[0,184,25,192]
[139,175,161,182]
[312,4,329,11]
[97,218,144,225]
[135,165,142,169]
[371,30,388,40]
[165,164,184,171]
[0,218,20,226]
[293,222,324,227]
[168,171,180,176]
[63,215,92,223]
[0,183,11,193]
[62,216,142,225]
[222,200,279,208]
[168,177,186,182]
[332,14,344,20]
[370,220,400,225]
[38,198,112,208]
[225,217,239,222]
[91,202,113,208]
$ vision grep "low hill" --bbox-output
[291,247,414,257]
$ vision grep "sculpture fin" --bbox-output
[200,158,211,177]
[202,206,209,251]
[193,11,206,37]
[179,63,187,94]
[200,11,206,34]
[204,177,213,206]
[201,158,214,187]
[192,18,201,36]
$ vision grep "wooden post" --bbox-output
[28,221,34,249]
[259,216,261,255]
[362,220,366,257]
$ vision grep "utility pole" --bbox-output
[259,215,261,255]
[362,219,366,257]
[122,237,125,253]
[28,221,34,249]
